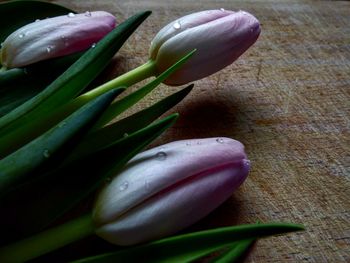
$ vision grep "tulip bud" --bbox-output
[150,9,260,86]
[93,137,250,246]
[0,11,116,68]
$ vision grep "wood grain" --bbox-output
[40,0,350,262]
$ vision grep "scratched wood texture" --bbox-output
[39,0,350,262]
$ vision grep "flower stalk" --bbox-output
[0,214,94,263]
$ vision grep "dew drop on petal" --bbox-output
[46,46,53,53]
[156,151,167,160]
[186,142,191,146]
[216,138,225,144]
[67,12,75,18]
[43,149,50,158]
[173,21,181,29]
[85,11,92,17]
[220,8,225,11]
[119,181,129,191]
[19,33,25,38]
[35,19,41,22]
[91,43,96,48]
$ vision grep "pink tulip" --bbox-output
[93,137,250,246]
[0,11,116,68]
[150,9,261,86]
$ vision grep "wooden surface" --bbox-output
[46,0,349,262]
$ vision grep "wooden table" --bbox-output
[45,0,349,262]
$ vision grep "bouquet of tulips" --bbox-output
[0,1,303,262]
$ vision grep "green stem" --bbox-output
[81,59,156,102]
[65,60,156,116]
[0,214,94,263]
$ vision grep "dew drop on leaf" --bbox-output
[156,151,167,160]
[43,149,50,158]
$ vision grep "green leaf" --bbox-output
[0,0,72,43]
[72,223,304,263]
[0,10,152,157]
[0,114,178,244]
[68,84,193,161]
[0,53,83,117]
[92,49,196,128]
[0,88,122,197]
[211,239,255,263]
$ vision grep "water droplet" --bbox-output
[173,21,181,29]
[60,35,69,47]
[220,8,225,12]
[19,33,25,38]
[67,12,75,18]
[216,138,225,144]
[123,133,129,138]
[85,11,92,17]
[186,142,191,146]
[196,141,202,145]
[43,149,50,158]
[58,121,66,128]
[46,46,53,53]
[156,151,167,160]
[0,42,3,48]
[119,181,129,191]
[243,159,251,167]
[91,43,96,48]
[35,19,41,22]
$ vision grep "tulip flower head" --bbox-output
[93,137,250,246]
[150,9,261,85]
[0,11,116,68]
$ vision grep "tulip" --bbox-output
[149,9,261,85]
[76,9,260,125]
[0,11,116,68]
[93,137,250,245]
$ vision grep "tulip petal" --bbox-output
[150,10,261,86]
[96,159,249,245]
[149,10,234,60]
[94,137,250,245]
[1,11,116,68]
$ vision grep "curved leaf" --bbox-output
[0,88,122,197]
[68,84,193,161]
[72,223,304,263]
[0,11,152,157]
[0,114,178,244]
